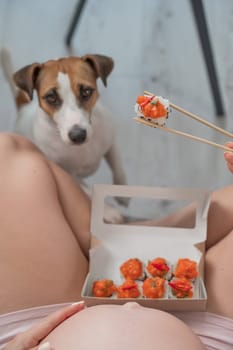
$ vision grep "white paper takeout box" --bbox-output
[81,185,211,311]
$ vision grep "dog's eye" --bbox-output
[43,90,61,106]
[80,86,94,101]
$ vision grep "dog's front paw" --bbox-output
[115,196,130,207]
[104,203,124,224]
[113,173,130,207]
[113,173,127,186]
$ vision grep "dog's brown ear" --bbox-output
[13,63,42,100]
[82,54,114,87]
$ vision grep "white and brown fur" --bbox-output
[1,48,128,222]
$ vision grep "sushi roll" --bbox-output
[120,258,145,280]
[146,257,171,279]
[92,279,116,298]
[117,279,141,298]
[135,94,170,126]
[142,277,166,299]
[168,278,193,298]
[173,258,198,281]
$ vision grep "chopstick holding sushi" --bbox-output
[143,90,233,138]
[134,91,233,153]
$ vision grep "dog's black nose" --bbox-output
[68,126,87,144]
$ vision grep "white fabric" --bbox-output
[174,311,233,350]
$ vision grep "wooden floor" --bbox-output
[1,0,233,218]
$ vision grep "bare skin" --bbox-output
[0,133,90,313]
[0,133,233,349]
[45,303,206,350]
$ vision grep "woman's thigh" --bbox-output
[206,185,233,248]
[0,134,88,314]
[129,185,233,249]
[205,229,233,318]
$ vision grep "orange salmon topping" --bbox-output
[147,258,169,277]
[136,95,151,105]
[169,278,193,298]
[174,258,198,280]
[92,279,116,298]
[136,95,167,119]
[142,277,165,298]
[120,258,143,280]
[117,279,141,298]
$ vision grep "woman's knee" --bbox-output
[0,133,53,188]
[0,133,35,155]
[0,132,38,157]
[0,133,45,171]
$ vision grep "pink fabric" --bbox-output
[0,303,71,349]
[174,312,233,350]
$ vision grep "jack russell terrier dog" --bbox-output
[1,48,128,222]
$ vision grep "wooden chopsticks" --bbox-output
[134,91,233,153]
[144,91,233,139]
[134,117,233,153]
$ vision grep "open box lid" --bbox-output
[91,185,211,247]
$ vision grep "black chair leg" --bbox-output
[65,0,87,48]
[65,0,225,116]
[190,0,225,116]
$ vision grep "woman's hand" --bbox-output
[4,301,85,350]
[224,142,233,173]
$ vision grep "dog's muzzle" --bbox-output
[68,125,87,144]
